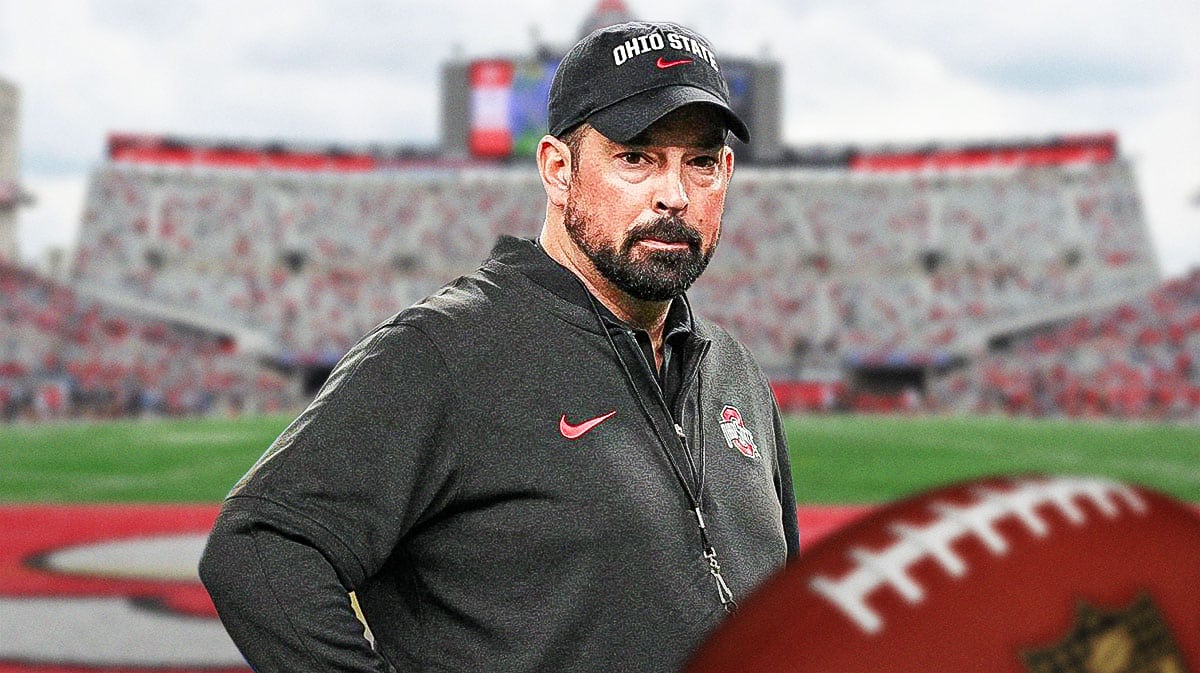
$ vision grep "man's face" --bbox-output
[562,104,733,302]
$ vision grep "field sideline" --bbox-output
[0,413,1197,504]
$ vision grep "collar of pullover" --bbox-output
[486,235,694,344]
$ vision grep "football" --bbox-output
[686,475,1200,673]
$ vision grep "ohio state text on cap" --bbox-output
[548,21,751,144]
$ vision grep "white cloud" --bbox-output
[16,174,89,266]
[1124,78,1200,275]
[3,0,179,171]
[800,0,1195,91]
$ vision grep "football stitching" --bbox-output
[807,476,1148,635]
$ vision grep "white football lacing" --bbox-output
[808,476,1147,634]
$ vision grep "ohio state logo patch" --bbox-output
[718,405,758,458]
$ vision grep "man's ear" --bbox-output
[723,144,735,182]
[537,135,572,208]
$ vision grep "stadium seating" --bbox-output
[50,154,1171,420]
[0,261,299,422]
[958,270,1200,421]
[71,161,1156,375]
[73,166,545,361]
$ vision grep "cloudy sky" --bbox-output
[2,0,1198,274]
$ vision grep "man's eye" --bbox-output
[691,156,718,168]
[619,153,647,165]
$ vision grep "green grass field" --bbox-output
[0,413,1197,504]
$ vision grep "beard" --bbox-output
[564,199,716,302]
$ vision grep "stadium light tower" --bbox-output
[0,76,34,263]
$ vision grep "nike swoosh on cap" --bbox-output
[655,57,693,69]
[559,410,617,440]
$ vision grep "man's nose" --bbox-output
[653,164,689,214]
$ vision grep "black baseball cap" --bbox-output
[548,21,750,144]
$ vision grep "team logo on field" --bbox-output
[1021,594,1186,673]
[718,405,758,458]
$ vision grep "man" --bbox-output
[200,21,799,673]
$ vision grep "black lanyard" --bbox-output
[591,300,737,614]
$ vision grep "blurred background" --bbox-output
[0,0,1197,670]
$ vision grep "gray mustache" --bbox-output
[625,217,703,248]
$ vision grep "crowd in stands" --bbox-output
[697,162,1156,377]
[0,261,300,422]
[950,269,1200,421]
[72,160,1157,381]
[72,167,545,361]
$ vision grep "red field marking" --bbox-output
[0,504,219,611]
[0,505,238,673]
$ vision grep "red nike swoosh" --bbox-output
[559,410,617,440]
[656,57,693,69]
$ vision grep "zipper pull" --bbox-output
[674,423,686,439]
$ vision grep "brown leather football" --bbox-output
[686,475,1200,673]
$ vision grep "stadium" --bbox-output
[1,1,1199,671]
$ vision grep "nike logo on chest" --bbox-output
[559,410,617,439]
